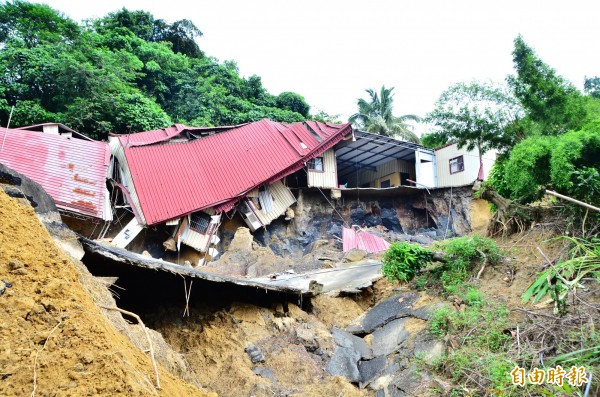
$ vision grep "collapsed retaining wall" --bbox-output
[217,186,476,257]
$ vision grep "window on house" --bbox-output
[307,157,324,171]
[380,179,391,188]
[189,212,212,233]
[449,155,464,174]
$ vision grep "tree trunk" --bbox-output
[478,186,542,237]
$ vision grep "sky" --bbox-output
[32,0,600,132]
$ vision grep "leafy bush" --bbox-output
[382,242,433,283]
[549,123,600,203]
[435,235,503,269]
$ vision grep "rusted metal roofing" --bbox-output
[0,127,111,220]
[119,119,351,225]
[110,123,244,147]
[342,226,391,253]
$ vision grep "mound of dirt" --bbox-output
[153,301,369,397]
[0,190,215,396]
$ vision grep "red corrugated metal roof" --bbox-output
[0,127,111,220]
[120,119,351,225]
[110,123,245,147]
[342,226,390,253]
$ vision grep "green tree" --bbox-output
[0,1,314,136]
[349,86,420,142]
[425,81,524,154]
[275,92,310,118]
[507,35,587,135]
[502,122,600,205]
[0,0,79,47]
[420,132,449,149]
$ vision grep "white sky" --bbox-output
[33,0,600,131]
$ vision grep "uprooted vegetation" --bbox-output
[381,229,600,396]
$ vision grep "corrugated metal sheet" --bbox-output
[118,119,351,225]
[255,180,296,225]
[342,226,390,253]
[110,124,245,148]
[349,158,416,187]
[0,127,111,220]
[181,228,210,252]
[307,149,338,188]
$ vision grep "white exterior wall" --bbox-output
[307,149,337,188]
[435,143,497,187]
[415,150,436,188]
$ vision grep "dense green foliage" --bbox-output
[382,236,503,292]
[349,86,421,142]
[507,35,588,135]
[382,242,433,283]
[419,131,449,149]
[426,35,600,210]
[499,123,600,206]
[0,1,311,139]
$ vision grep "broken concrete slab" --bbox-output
[391,364,435,396]
[346,292,420,334]
[326,346,361,383]
[252,261,382,295]
[358,355,387,388]
[409,302,446,321]
[332,327,373,360]
[368,362,401,392]
[413,334,445,366]
[80,237,306,296]
[371,318,410,357]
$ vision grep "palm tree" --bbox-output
[349,86,421,143]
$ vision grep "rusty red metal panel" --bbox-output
[120,119,351,225]
[0,127,111,220]
[342,226,390,253]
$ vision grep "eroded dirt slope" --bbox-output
[0,190,215,397]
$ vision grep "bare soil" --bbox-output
[153,301,369,397]
[0,191,215,397]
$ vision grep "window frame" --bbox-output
[449,155,465,174]
[307,156,324,172]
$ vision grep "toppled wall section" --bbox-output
[105,185,479,268]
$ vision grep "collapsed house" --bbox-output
[108,119,353,259]
[0,123,113,230]
[0,118,497,264]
